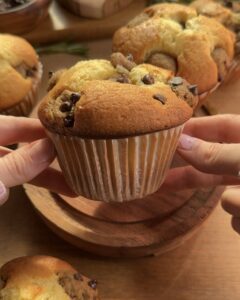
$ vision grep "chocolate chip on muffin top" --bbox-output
[38,58,196,138]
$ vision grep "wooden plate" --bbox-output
[24,184,224,258]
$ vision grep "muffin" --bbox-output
[0,256,99,300]
[38,55,195,202]
[191,0,240,55]
[112,3,236,95]
[0,34,42,116]
[57,0,133,19]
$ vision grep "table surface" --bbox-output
[23,0,146,45]
[1,40,240,300]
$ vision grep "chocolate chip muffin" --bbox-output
[191,0,240,55]
[0,34,42,116]
[112,3,236,94]
[0,256,99,300]
[38,57,194,202]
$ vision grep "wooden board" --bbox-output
[22,0,146,45]
[24,184,224,258]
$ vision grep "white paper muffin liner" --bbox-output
[48,125,183,203]
[1,62,42,117]
[195,49,240,108]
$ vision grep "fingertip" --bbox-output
[178,134,196,151]
[28,138,56,164]
[221,188,240,218]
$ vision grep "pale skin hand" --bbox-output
[0,116,75,206]
[162,114,240,234]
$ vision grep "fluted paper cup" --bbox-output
[48,125,183,203]
[197,54,240,108]
[223,55,240,83]
[197,82,221,108]
[1,62,42,117]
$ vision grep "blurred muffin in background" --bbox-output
[191,0,240,55]
[0,34,42,116]
[113,3,236,95]
[0,255,99,300]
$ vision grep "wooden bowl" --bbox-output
[57,0,134,19]
[0,0,52,35]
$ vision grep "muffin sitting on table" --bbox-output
[112,3,236,96]
[38,54,196,203]
[0,256,99,300]
[0,34,42,116]
[191,0,240,55]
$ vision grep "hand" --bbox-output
[0,115,75,206]
[162,114,240,234]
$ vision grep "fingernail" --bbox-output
[29,138,55,163]
[0,181,9,206]
[178,134,196,150]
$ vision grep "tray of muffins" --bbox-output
[1,0,240,261]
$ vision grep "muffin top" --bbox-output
[0,256,99,300]
[112,3,236,94]
[191,0,240,55]
[38,56,195,139]
[0,34,39,110]
[191,0,240,26]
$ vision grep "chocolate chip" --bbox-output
[218,73,223,82]
[142,74,155,85]
[88,279,97,290]
[153,94,166,104]
[0,276,6,289]
[188,84,198,96]
[116,75,130,83]
[73,273,83,281]
[70,93,81,104]
[60,101,72,112]
[48,71,54,79]
[169,77,183,86]
[26,69,34,77]
[64,115,74,127]
[223,0,233,8]
[58,276,65,287]
[126,53,134,61]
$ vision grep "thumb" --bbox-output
[177,134,240,176]
[0,138,55,188]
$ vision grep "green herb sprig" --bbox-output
[35,42,88,56]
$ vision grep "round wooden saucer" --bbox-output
[24,184,224,258]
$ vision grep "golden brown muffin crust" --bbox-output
[191,0,240,55]
[0,34,39,110]
[191,0,240,26]
[0,256,99,300]
[112,3,236,94]
[38,59,194,138]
